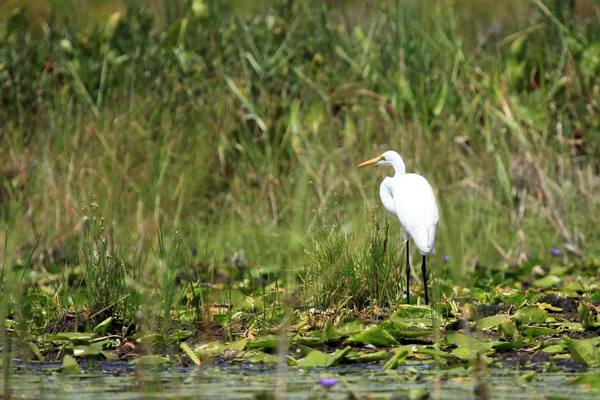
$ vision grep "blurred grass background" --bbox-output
[1,0,599,315]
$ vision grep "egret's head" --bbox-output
[358,151,403,167]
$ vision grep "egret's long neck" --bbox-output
[391,159,406,177]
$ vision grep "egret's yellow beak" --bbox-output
[358,156,382,167]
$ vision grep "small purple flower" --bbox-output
[191,247,197,256]
[442,255,451,263]
[549,248,561,257]
[319,377,338,388]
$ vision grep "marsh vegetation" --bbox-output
[1,0,599,398]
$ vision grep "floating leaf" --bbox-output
[243,351,279,364]
[543,344,567,354]
[248,335,279,350]
[194,342,226,355]
[348,325,398,347]
[569,374,600,389]
[383,349,408,370]
[578,302,600,330]
[520,326,560,336]
[493,341,524,351]
[48,332,97,345]
[498,319,521,342]
[180,342,201,365]
[520,371,537,381]
[514,307,548,324]
[565,338,600,367]
[93,317,113,336]
[169,330,194,341]
[533,275,561,289]
[227,339,247,351]
[347,351,389,363]
[336,318,363,336]
[71,343,104,359]
[132,355,170,366]
[476,314,509,330]
[61,355,81,375]
[390,305,436,328]
[296,350,328,368]
[326,346,352,367]
[28,342,44,362]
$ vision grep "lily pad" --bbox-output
[169,330,194,341]
[476,314,509,330]
[61,355,81,375]
[565,338,600,367]
[296,350,328,368]
[336,318,363,336]
[93,317,113,335]
[346,350,389,363]
[390,305,436,328]
[347,325,398,347]
[520,326,561,336]
[132,355,171,366]
[533,275,561,289]
[48,332,97,345]
[578,302,600,330]
[383,349,408,370]
[514,307,548,324]
[498,319,521,342]
[180,342,201,365]
[248,335,279,350]
[326,346,352,367]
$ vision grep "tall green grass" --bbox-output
[0,0,599,329]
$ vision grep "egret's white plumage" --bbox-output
[359,150,439,304]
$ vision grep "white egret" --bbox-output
[358,151,439,304]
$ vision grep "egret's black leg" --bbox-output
[406,240,410,304]
[422,255,429,305]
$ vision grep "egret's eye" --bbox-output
[380,156,386,161]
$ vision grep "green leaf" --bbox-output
[514,307,548,324]
[520,326,560,336]
[578,302,600,330]
[570,374,600,389]
[48,332,97,345]
[492,341,524,351]
[476,314,509,330]
[169,330,194,341]
[533,275,561,289]
[61,355,81,375]
[243,351,279,364]
[348,325,398,347]
[194,342,226,355]
[348,351,389,363]
[520,371,537,382]
[498,319,521,342]
[323,320,341,342]
[248,335,279,350]
[326,346,352,367]
[227,339,247,351]
[383,349,408,370]
[565,338,600,367]
[543,344,567,354]
[390,305,436,328]
[296,350,328,368]
[132,355,170,366]
[336,318,363,336]
[71,343,104,359]
[28,342,44,362]
[93,317,113,335]
[180,342,201,365]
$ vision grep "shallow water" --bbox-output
[4,360,600,399]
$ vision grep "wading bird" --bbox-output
[358,151,439,304]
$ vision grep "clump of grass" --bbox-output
[304,197,401,310]
[79,199,138,323]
